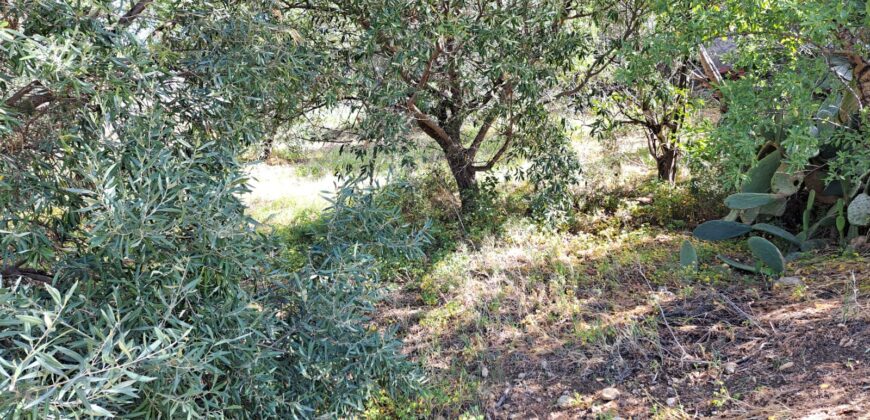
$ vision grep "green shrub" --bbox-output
[1,2,423,417]
[633,179,727,228]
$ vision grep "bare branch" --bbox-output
[553,0,645,101]
[118,0,154,27]
[473,127,512,172]
[0,267,53,284]
[467,112,496,155]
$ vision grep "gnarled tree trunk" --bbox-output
[446,149,478,212]
[655,145,678,184]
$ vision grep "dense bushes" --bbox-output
[1,1,420,417]
[2,0,867,417]
[1,179,426,417]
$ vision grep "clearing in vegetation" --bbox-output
[246,135,869,419]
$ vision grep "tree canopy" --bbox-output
[1,0,869,417]
[286,0,645,212]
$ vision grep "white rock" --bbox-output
[556,395,573,409]
[666,397,677,407]
[724,362,737,374]
[774,277,805,288]
[600,387,620,401]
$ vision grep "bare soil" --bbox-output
[377,252,870,419]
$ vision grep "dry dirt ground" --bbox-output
[376,244,870,419]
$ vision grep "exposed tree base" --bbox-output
[655,147,679,184]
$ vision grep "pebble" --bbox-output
[556,395,573,409]
[600,387,620,401]
[666,397,677,407]
[774,276,805,288]
[724,362,737,374]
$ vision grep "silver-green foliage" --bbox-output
[1,1,419,417]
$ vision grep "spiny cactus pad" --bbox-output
[741,150,782,193]
[847,193,870,226]
[694,220,753,241]
[716,255,758,273]
[725,193,782,210]
[751,223,802,246]
[747,236,786,274]
[680,240,698,270]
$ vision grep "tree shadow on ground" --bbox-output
[372,225,870,419]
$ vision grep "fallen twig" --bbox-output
[713,289,770,336]
[635,261,711,366]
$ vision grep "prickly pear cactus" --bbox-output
[848,193,870,226]
[771,164,804,196]
[725,193,782,210]
[693,220,753,241]
[741,150,781,193]
[680,240,698,270]
[747,237,786,274]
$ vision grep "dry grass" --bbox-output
[372,220,870,418]
[243,131,870,419]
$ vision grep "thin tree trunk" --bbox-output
[261,137,274,161]
[656,146,678,184]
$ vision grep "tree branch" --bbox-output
[553,0,645,100]
[0,267,53,284]
[118,0,154,27]
[473,128,512,171]
[406,44,458,150]
[467,112,496,155]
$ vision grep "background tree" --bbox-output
[289,0,645,212]
[590,1,709,184]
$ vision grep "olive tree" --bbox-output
[590,2,703,183]
[1,1,419,417]
[289,0,645,212]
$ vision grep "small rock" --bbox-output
[839,336,854,347]
[774,276,805,288]
[600,387,620,401]
[556,395,573,409]
[481,365,489,378]
[778,362,794,371]
[724,362,738,374]
[518,372,526,379]
[666,397,677,407]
